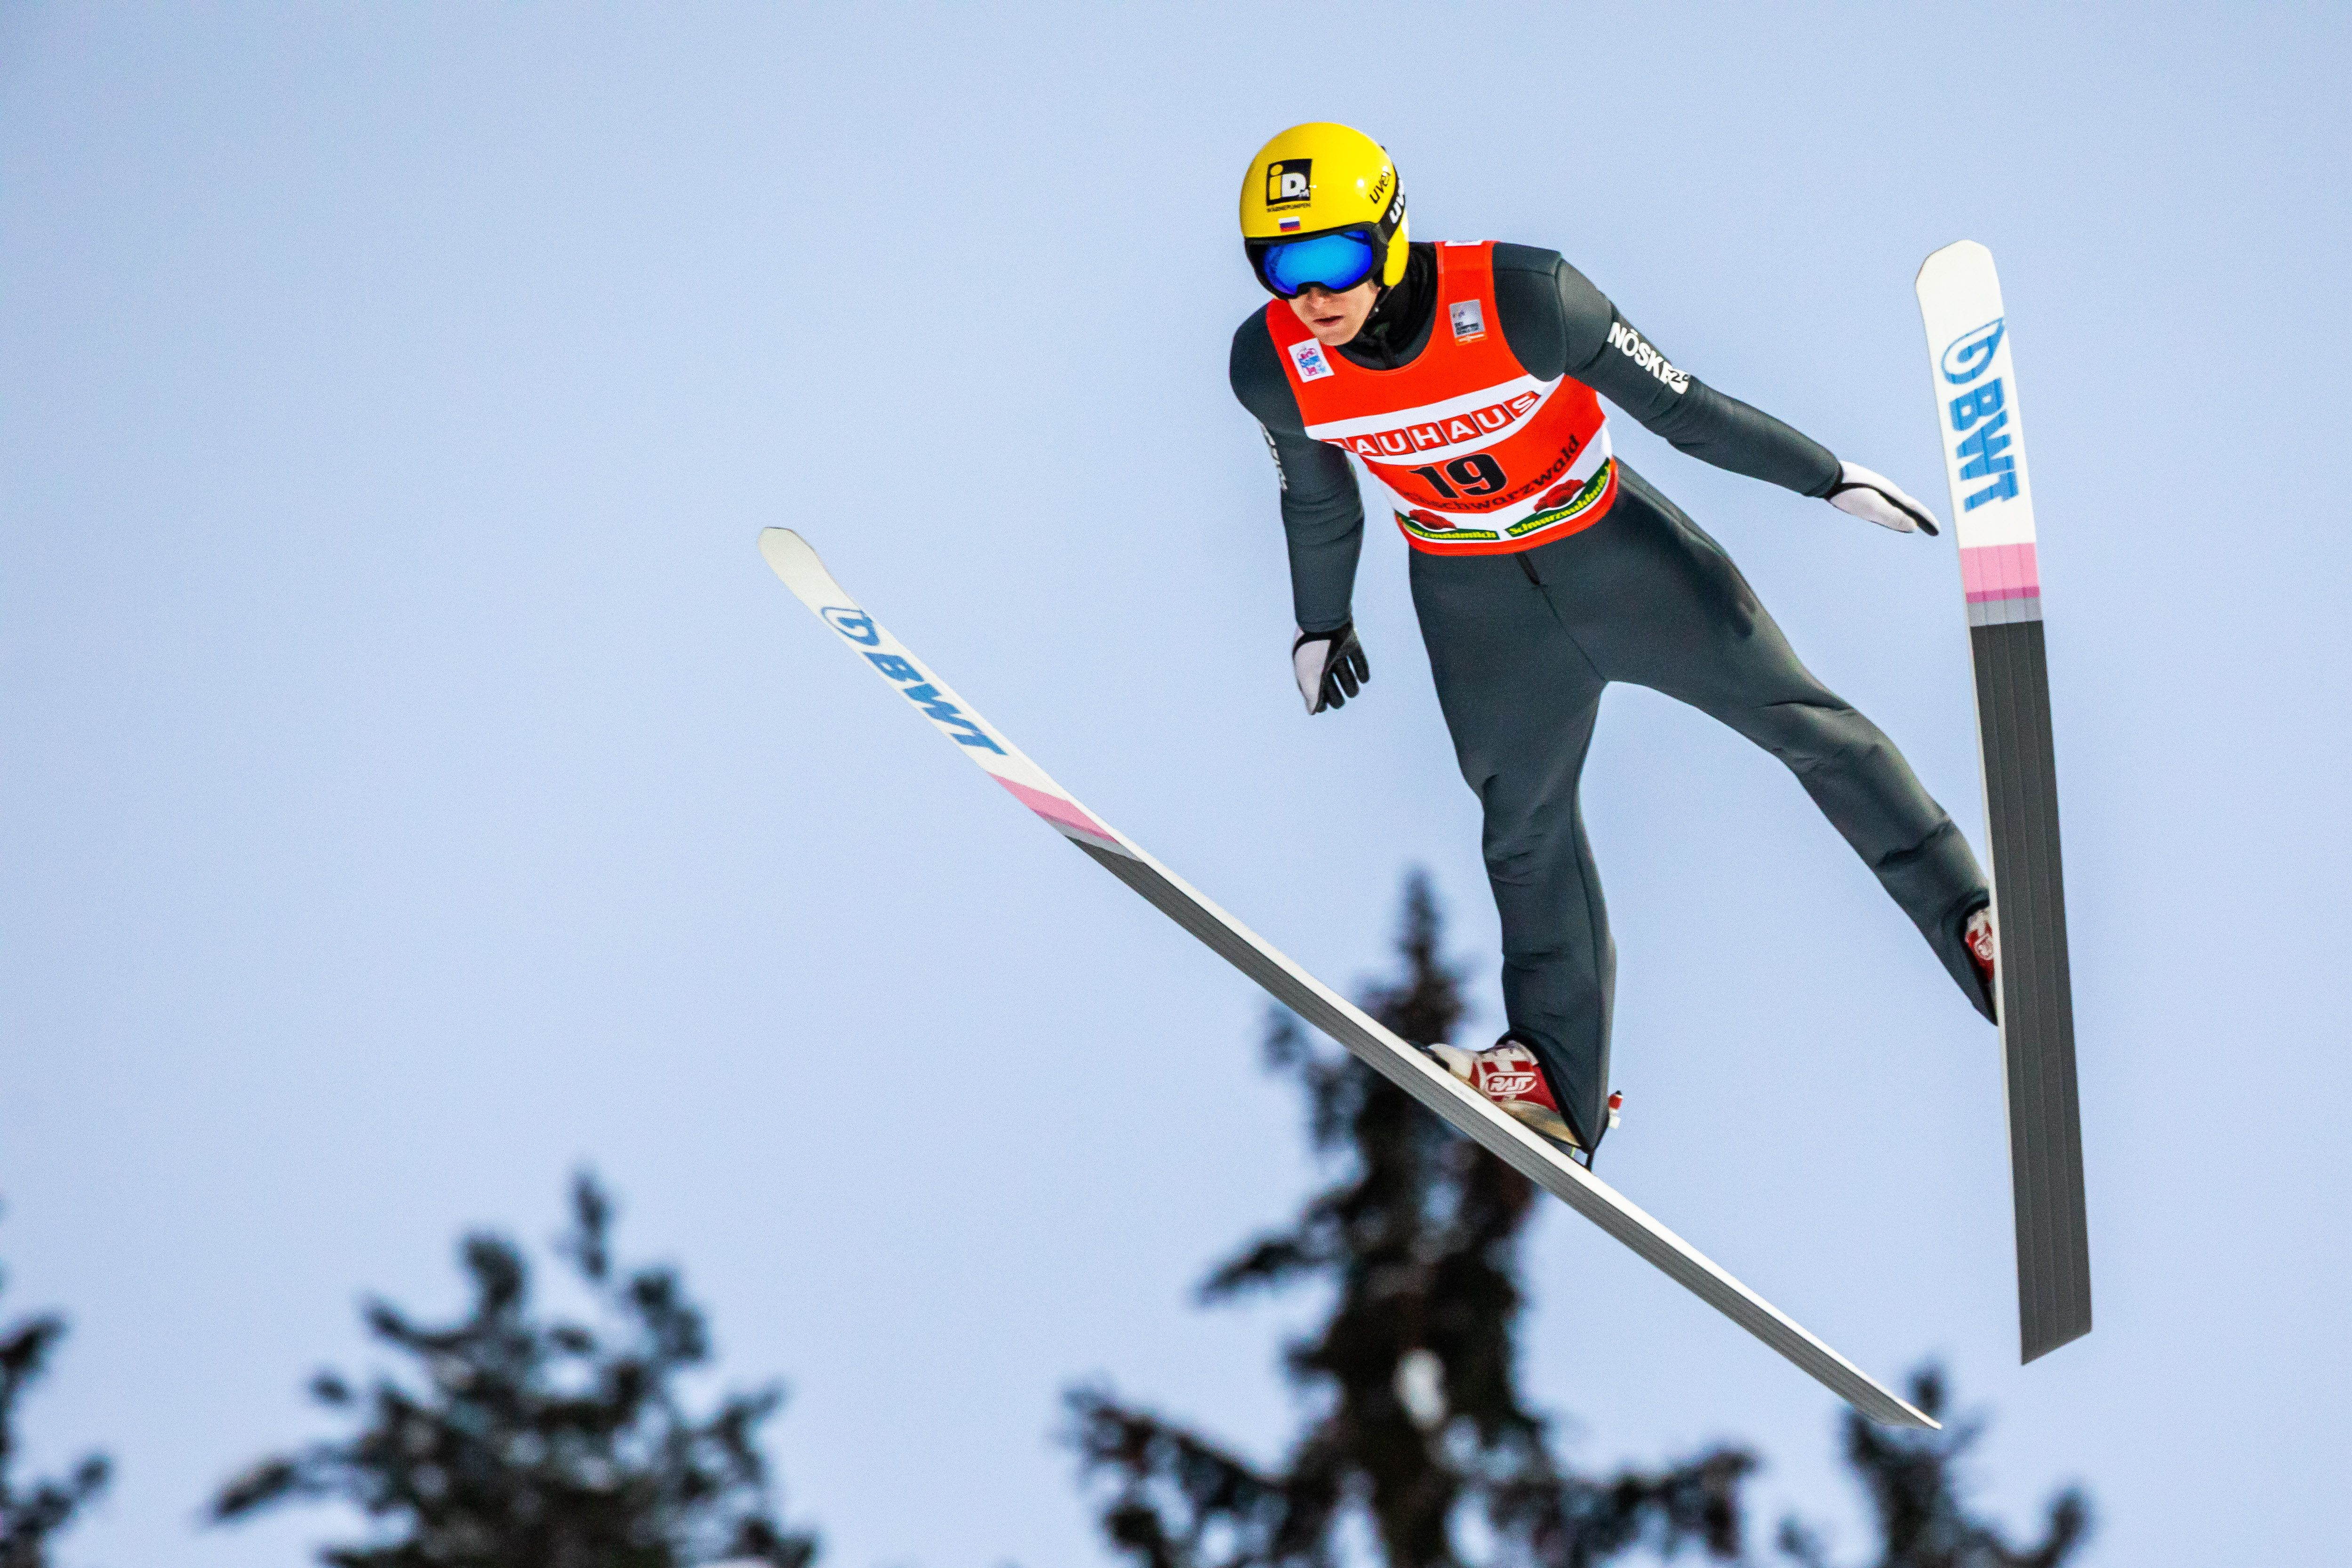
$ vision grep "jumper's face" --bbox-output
[1288,279,1380,346]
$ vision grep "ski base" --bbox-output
[1971,616,2092,1360]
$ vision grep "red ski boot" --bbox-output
[1965,904,1998,1013]
[1428,1036,1608,1153]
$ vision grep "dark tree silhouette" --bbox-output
[211,1173,816,1568]
[1777,1366,2089,1568]
[1067,874,1752,1568]
[0,1216,111,1568]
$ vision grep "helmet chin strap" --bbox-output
[1361,269,1408,333]
[1344,248,1429,367]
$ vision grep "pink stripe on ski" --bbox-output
[1961,542,2040,602]
[994,777,1120,847]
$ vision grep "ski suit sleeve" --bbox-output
[1230,312,1365,636]
[1489,244,1841,498]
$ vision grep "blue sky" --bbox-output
[3,5,2347,1565]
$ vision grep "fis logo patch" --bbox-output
[1287,338,1334,382]
[1449,300,1486,343]
[1265,159,1312,210]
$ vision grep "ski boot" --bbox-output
[1428,1036,1619,1163]
[1965,903,1998,1016]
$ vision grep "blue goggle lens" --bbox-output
[1260,231,1378,296]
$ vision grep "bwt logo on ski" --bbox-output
[821,607,880,645]
[1940,318,2006,385]
[860,651,1006,755]
[1264,159,1311,209]
[1938,319,2018,512]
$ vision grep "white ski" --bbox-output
[760,527,1935,1429]
[1916,243,2091,1363]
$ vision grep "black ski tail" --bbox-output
[1973,617,2091,1362]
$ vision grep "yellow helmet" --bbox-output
[1239,122,1409,297]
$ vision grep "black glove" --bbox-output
[1292,621,1369,714]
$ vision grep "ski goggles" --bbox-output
[1248,228,1380,298]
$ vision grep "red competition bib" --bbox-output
[1268,241,1617,555]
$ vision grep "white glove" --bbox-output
[1826,461,1941,536]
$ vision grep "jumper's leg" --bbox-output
[1410,548,1616,1148]
[1553,466,1993,1017]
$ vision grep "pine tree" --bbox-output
[210,1173,816,1568]
[1776,1366,2089,1568]
[0,1216,112,1568]
[1067,874,1752,1568]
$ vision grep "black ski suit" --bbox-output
[1231,243,1990,1151]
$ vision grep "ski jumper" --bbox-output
[1231,242,1990,1151]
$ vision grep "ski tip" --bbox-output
[758,527,866,616]
[757,527,814,570]
[1849,1384,1941,1430]
[1888,1396,1942,1432]
[759,529,840,597]
[1916,238,1994,288]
